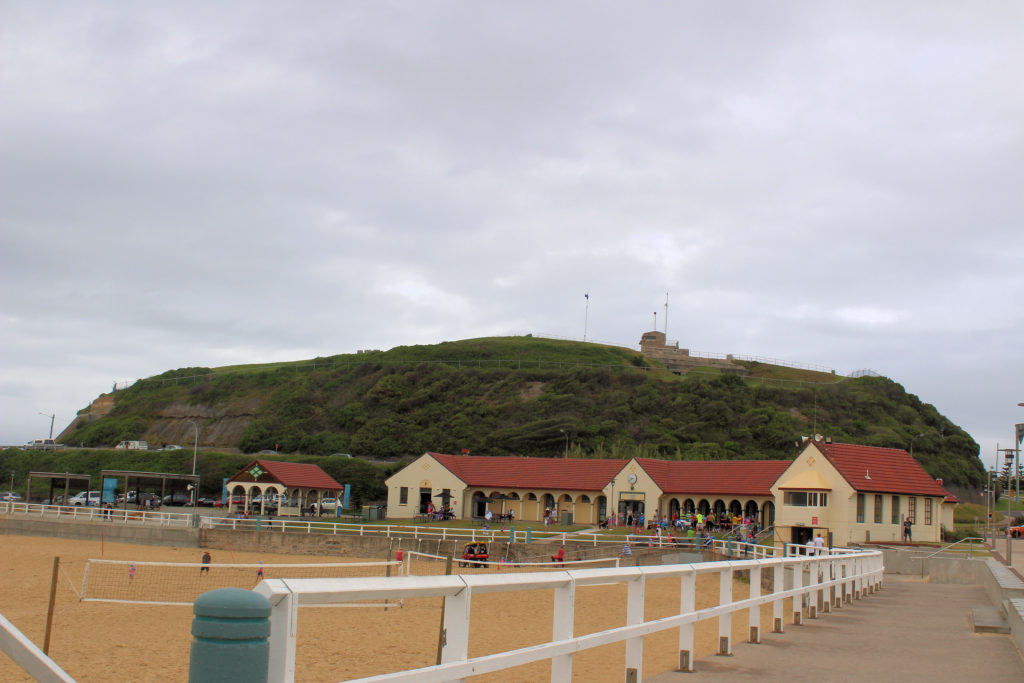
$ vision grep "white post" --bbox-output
[260,588,297,683]
[550,579,575,680]
[792,559,803,625]
[678,570,695,672]
[718,566,733,655]
[772,561,784,633]
[441,586,471,683]
[624,575,644,680]
[807,557,818,619]
[748,563,761,643]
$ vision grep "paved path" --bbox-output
[645,574,1024,682]
[990,535,1024,577]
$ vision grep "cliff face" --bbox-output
[59,336,986,488]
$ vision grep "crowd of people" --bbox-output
[602,510,762,537]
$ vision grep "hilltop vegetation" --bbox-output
[61,336,984,488]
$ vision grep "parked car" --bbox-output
[196,497,216,507]
[69,491,102,506]
[1009,524,1024,538]
[115,440,149,450]
[161,444,184,451]
[126,491,161,508]
[25,439,63,450]
[162,492,191,507]
[0,491,22,502]
[310,498,340,515]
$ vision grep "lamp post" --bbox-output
[559,429,568,458]
[38,412,55,439]
[187,420,200,476]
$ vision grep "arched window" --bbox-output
[562,494,573,503]
[669,498,680,516]
[729,500,742,516]
[713,500,726,517]
[683,499,696,514]
[698,499,710,515]
[527,492,537,501]
[543,493,555,510]
[509,492,520,500]
[744,500,759,519]
[580,494,591,503]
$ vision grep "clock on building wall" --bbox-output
[627,473,638,486]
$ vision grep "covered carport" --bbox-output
[26,472,91,504]
[100,470,200,512]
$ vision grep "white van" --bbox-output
[69,491,102,507]
[115,440,149,450]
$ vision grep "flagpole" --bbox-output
[583,292,589,341]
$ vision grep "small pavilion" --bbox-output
[226,459,343,516]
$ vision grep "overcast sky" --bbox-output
[2,2,1021,471]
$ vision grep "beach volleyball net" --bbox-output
[80,558,404,606]
[404,550,621,575]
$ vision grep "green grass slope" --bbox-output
[61,336,985,488]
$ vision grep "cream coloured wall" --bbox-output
[772,444,944,546]
[771,443,857,547]
[601,460,661,523]
[384,453,467,520]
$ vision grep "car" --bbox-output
[0,491,22,502]
[162,492,191,507]
[115,440,150,450]
[329,453,353,458]
[162,444,184,451]
[69,491,102,506]
[1010,524,1024,538]
[310,498,340,515]
[257,450,278,455]
[25,439,63,450]
[196,497,216,507]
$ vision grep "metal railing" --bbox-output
[913,537,986,560]
[1,501,193,527]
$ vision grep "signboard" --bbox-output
[811,516,818,526]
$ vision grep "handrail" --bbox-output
[914,537,986,560]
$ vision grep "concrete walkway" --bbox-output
[990,535,1024,577]
[644,575,1024,682]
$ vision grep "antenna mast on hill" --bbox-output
[664,292,669,335]
[653,310,657,330]
[583,292,589,341]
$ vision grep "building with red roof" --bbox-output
[387,441,956,547]
[226,459,343,517]
[771,441,954,546]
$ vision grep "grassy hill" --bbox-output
[60,336,985,488]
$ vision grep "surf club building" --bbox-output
[385,441,956,546]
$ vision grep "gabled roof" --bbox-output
[810,442,949,497]
[636,458,790,497]
[428,453,627,491]
[227,459,342,491]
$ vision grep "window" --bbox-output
[908,496,916,524]
[856,494,865,523]
[924,498,933,525]
[784,491,829,507]
[399,487,408,505]
[891,496,900,524]
[874,495,883,524]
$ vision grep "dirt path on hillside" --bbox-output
[0,535,781,682]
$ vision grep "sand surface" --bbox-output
[0,534,782,682]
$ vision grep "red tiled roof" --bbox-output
[227,459,343,491]
[811,442,949,497]
[944,493,960,503]
[429,453,627,491]
[637,458,790,497]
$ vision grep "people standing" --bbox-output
[200,551,212,574]
[813,533,825,554]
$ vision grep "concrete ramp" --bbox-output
[645,575,1024,682]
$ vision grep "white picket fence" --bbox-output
[1,501,193,526]
[254,545,883,682]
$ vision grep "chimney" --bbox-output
[936,478,943,486]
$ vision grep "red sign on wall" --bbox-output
[811,516,818,526]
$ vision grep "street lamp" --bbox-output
[187,420,199,507]
[38,412,54,439]
[559,429,568,458]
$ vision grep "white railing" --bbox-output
[2,501,193,527]
[254,546,883,682]
[0,612,75,683]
